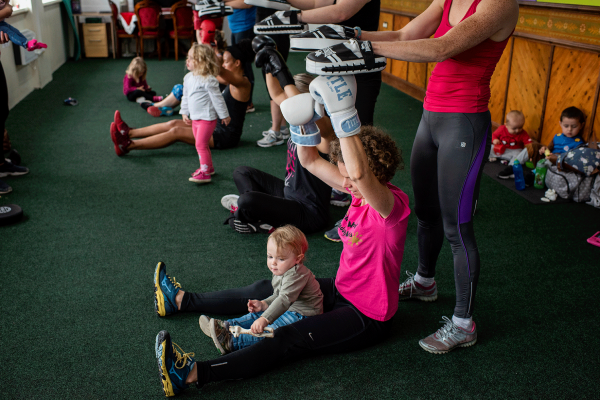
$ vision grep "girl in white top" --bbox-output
[181,44,231,183]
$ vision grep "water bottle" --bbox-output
[534,159,547,189]
[513,160,525,191]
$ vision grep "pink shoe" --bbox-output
[110,122,131,156]
[189,169,211,183]
[153,96,163,102]
[147,106,161,117]
[206,166,215,175]
[114,110,130,136]
[26,39,47,51]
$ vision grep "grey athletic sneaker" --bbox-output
[262,126,290,139]
[210,318,233,355]
[257,130,284,147]
[398,271,438,301]
[199,315,211,337]
[419,316,477,354]
[220,194,239,213]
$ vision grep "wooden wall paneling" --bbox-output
[391,15,410,80]
[541,47,600,145]
[537,46,555,141]
[592,71,600,143]
[379,13,395,74]
[408,62,427,89]
[505,38,553,140]
[488,38,513,124]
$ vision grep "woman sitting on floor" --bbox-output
[109,40,253,154]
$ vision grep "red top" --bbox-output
[492,125,531,149]
[123,74,150,96]
[424,0,511,113]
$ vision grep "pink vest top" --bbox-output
[423,0,511,113]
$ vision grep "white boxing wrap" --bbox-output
[309,75,361,138]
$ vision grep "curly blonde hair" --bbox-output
[125,57,147,82]
[268,225,308,262]
[188,43,220,77]
[329,126,403,183]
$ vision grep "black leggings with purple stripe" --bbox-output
[411,109,491,319]
[180,278,393,385]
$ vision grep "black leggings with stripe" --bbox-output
[411,109,491,319]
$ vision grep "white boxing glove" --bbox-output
[280,93,325,146]
[309,75,360,138]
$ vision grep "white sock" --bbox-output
[414,273,434,287]
[452,315,473,331]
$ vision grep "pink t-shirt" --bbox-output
[335,183,410,321]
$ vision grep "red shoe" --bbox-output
[110,122,131,156]
[114,110,130,136]
[147,106,161,117]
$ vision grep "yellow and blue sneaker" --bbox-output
[154,262,182,317]
[155,330,195,397]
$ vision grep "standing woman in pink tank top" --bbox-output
[356,0,518,353]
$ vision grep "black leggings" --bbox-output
[181,278,393,385]
[411,109,491,319]
[126,89,156,102]
[0,62,9,135]
[231,166,326,233]
[355,71,381,126]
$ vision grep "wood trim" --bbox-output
[512,32,600,53]
[382,72,425,102]
[380,8,419,18]
[517,1,600,13]
[501,38,515,123]
[590,68,600,142]
[538,45,555,142]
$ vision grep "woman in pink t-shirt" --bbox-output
[151,92,410,395]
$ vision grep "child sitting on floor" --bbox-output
[540,106,586,163]
[199,225,323,354]
[0,1,46,51]
[492,111,533,179]
[123,57,163,103]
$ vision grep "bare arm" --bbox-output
[370,0,518,63]
[297,144,346,192]
[296,0,368,24]
[0,3,13,20]
[218,67,250,89]
[339,136,395,218]
[266,73,289,106]
[225,0,252,9]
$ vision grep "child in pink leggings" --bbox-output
[181,43,230,183]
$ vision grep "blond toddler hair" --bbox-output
[125,57,147,82]
[268,225,308,263]
[189,43,220,77]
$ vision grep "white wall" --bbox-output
[1,0,69,109]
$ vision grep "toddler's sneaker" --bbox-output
[257,130,284,147]
[398,271,438,301]
[324,219,342,242]
[26,39,47,51]
[110,122,131,156]
[114,110,130,136]
[153,96,164,102]
[220,194,239,212]
[153,262,182,317]
[189,169,212,183]
[419,316,477,354]
[199,315,212,337]
[497,166,514,179]
[155,330,196,396]
[209,318,233,355]
[136,97,150,104]
[0,160,29,177]
[330,190,351,207]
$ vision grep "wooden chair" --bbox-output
[135,0,163,60]
[169,0,194,61]
[109,0,139,57]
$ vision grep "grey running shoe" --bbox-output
[262,126,290,139]
[210,318,233,355]
[257,130,284,147]
[199,315,211,337]
[324,219,342,242]
[419,316,477,354]
[398,271,438,301]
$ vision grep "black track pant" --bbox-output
[355,71,381,126]
[231,166,326,233]
[0,62,8,135]
[411,110,491,319]
[126,89,156,102]
[180,277,393,385]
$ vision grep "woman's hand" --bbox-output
[247,300,265,313]
[0,31,9,45]
[182,114,191,125]
[250,317,269,334]
[221,116,231,126]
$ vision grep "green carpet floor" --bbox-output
[1,53,599,399]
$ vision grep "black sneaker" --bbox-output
[306,39,387,75]
[0,179,11,194]
[324,220,342,242]
[254,10,306,35]
[291,24,356,52]
[244,0,290,11]
[0,160,29,178]
[497,166,514,180]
